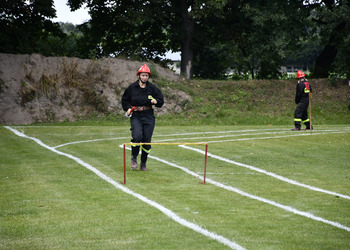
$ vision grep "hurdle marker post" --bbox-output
[199,143,208,184]
[121,144,126,184]
[204,144,208,183]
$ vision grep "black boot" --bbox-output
[130,145,139,170]
[131,157,137,170]
[304,121,313,130]
[292,121,301,130]
[140,162,148,171]
[140,150,149,171]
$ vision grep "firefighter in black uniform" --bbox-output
[122,64,164,170]
[292,70,312,130]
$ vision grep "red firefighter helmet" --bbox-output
[296,70,305,78]
[136,64,151,76]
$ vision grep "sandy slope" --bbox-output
[0,53,184,124]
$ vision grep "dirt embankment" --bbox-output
[0,53,190,124]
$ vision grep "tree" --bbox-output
[65,0,350,79]
[0,0,65,55]
[178,0,195,79]
[68,1,173,59]
[283,37,322,72]
[68,0,230,79]
[57,22,85,57]
[307,0,350,78]
[207,0,309,79]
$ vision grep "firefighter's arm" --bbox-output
[121,87,133,111]
[295,86,300,104]
[148,87,164,108]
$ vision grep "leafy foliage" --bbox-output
[70,0,172,60]
[306,0,350,77]
[1,0,349,79]
[0,0,65,55]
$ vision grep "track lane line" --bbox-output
[47,128,348,148]
[180,145,350,200]
[5,126,245,250]
[121,145,350,232]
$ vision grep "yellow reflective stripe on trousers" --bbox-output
[303,119,309,123]
[294,118,302,122]
[141,146,151,154]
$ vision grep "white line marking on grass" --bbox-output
[4,126,245,250]
[153,130,349,144]
[153,127,350,139]
[54,129,287,148]
[41,128,350,149]
[153,128,284,137]
[50,129,279,148]
[54,137,130,148]
[179,145,350,200]
[153,130,298,142]
[121,146,350,232]
[202,131,349,144]
[54,129,285,148]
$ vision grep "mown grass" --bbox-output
[155,79,350,126]
[1,125,349,249]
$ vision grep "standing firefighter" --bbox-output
[292,70,312,130]
[122,64,164,171]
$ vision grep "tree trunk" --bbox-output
[313,22,345,78]
[249,57,255,79]
[313,44,337,78]
[179,0,195,80]
[181,36,193,80]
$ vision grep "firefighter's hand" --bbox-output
[151,99,157,105]
[127,108,133,116]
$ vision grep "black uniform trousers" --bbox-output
[130,111,155,164]
[294,100,310,129]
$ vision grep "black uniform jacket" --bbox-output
[122,81,164,111]
[295,80,312,104]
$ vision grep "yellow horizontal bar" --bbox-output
[123,142,207,145]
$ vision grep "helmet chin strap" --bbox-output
[139,76,148,84]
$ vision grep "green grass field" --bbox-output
[1,125,350,249]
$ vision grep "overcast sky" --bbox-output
[51,0,90,24]
[51,0,180,60]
